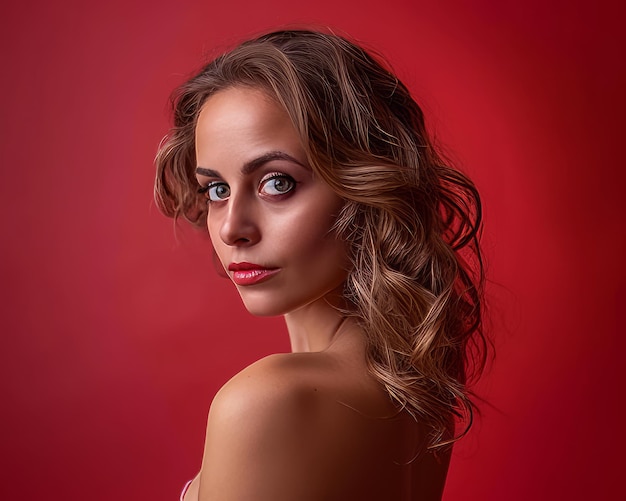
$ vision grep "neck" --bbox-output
[284,291,349,353]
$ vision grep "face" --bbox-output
[195,86,348,317]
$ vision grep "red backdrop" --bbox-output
[1,1,624,499]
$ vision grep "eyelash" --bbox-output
[197,173,297,203]
[260,172,296,197]
[197,182,229,203]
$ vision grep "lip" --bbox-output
[228,262,280,286]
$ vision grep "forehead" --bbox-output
[194,86,305,167]
[196,87,288,136]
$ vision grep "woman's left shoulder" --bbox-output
[210,352,340,421]
[198,353,370,499]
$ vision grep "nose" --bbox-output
[217,193,261,247]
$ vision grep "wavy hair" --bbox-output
[155,29,488,449]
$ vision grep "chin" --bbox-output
[238,293,292,317]
[241,301,290,318]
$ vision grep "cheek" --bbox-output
[207,220,217,246]
[278,204,347,265]
[206,217,225,260]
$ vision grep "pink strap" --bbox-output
[180,479,193,501]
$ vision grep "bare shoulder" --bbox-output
[205,352,359,449]
[209,350,395,427]
[197,353,406,500]
[212,352,329,414]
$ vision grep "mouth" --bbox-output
[227,262,280,286]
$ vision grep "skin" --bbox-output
[184,86,450,500]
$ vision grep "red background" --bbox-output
[2,1,624,499]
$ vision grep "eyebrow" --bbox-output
[195,151,308,178]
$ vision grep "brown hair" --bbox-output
[155,29,488,449]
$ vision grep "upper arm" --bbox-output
[197,356,343,501]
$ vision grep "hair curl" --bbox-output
[155,29,488,449]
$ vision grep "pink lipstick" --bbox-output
[228,262,280,286]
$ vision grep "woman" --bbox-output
[155,29,487,500]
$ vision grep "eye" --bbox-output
[198,182,230,202]
[259,174,296,197]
